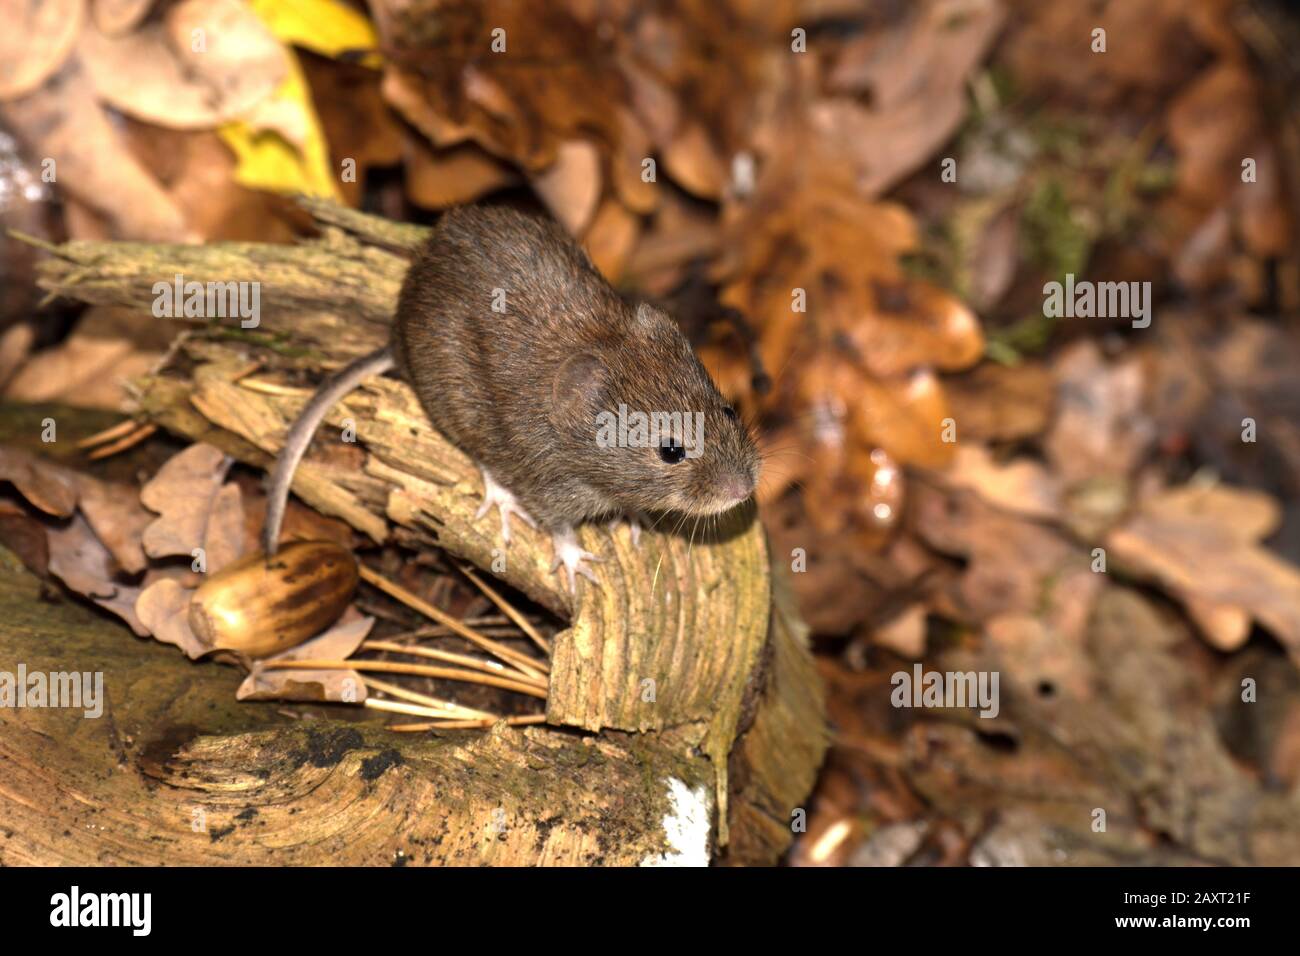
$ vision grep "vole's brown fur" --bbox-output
[263,205,759,585]
[394,205,757,526]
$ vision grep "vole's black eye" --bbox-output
[723,406,738,421]
[658,439,686,464]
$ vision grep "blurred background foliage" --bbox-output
[3,0,1300,865]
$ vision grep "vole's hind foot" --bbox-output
[475,468,536,544]
[550,525,601,593]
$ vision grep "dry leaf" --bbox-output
[583,197,640,280]
[999,0,1221,108]
[532,139,602,236]
[0,0,83,98]
[873,603,927,659]
[0,445,78,517]
[0,499,50,575]
[944,445,1062,522]
[1044,342,1155,486]
[237,667,364,702]
[941,361,1054,443]
[1108,483,1300,663]
[403,136,519,210]
[135,577,205,656]
[0,57,192,240]
[300,53,402,207]
[912,483,1090,624]
[0,322,36,392]
[77,0,286,130]
[237,608,374,701]
[92,0,153,35]
[140,443,246,571]
[76,475,151,574]
[815,0,1004,198]
[4,333,160,410]
[661,121,726,200]
[47,512,147,635]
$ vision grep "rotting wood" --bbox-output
[11,201,828,859]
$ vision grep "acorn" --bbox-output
[188,541,359,658]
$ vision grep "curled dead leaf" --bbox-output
[0,0,83,98]
[78,0,286,130]
[845,280,985,379]
[139,443,245,571]
[92,0,153,36]
[404,136,520,209]
[583,197,640,280]
[0,57,192,240]
[849,368,956,470]
[47,511,148,635]
[0,445,78,517]
[531,139,602,235]
[236,608,373,701]
[661,121,726,200]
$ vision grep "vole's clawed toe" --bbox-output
[550,525,601,593]
[475,468,536,544]
[607,512,644,547]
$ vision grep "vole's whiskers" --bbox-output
[758,441,815,463]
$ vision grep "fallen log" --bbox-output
[4,201,827,864]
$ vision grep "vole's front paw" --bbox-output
[550,525,601,593]
[476,468,536,544]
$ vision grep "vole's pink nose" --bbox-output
[720,472,755,505]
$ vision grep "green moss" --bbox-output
[1022,177,1092,281]
[202,325,321,359]
[985,309,1058,364]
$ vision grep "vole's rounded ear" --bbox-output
[550,352,608,424]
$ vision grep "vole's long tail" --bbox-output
[261,346,396,556]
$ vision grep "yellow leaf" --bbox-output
[218,49,340,200]
[246,0,382,68]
